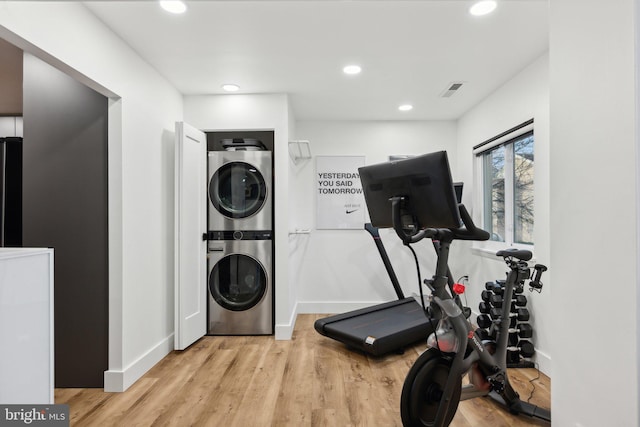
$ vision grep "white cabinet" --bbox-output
[0,248,54,404]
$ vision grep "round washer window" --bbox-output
[209,254,267,311]
[210,161,267,219]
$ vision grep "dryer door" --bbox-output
[209,253,267,311]
[209,161,267,219]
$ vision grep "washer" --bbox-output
[207,231,273,335]
[208,151,272,231]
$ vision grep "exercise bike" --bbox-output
[356,150,549,426]
[391,198,550,426]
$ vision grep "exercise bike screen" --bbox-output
[358,151,462,229]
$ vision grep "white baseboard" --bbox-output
[104,333,174,392]
[297,301,385,314]
[275,302,299,340]
[533,349,551,377]
[274,301,379,339]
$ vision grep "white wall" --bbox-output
[0,2,184,392]
[549,1,638,425]
[287,101,299,330]
[183,94,293,338]
[456,53,551,374]
[292,121,457,312]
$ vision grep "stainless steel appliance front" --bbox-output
[207,238,273,335]
[207,151,272,231]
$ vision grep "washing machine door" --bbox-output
[210,161,267,219]
[209,253,267,311]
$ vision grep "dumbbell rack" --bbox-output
[476,279,536,369]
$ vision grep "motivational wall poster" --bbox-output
[316,156,366,229]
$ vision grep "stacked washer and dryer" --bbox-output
[206,138,273,335]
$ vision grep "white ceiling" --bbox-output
[84,0,549,121]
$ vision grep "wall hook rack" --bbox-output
[288,140,312,164]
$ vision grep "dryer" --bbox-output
[208,151,272,231]
[207,231,273,335]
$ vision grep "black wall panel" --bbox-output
[22,54,108,387]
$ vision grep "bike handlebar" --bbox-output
[391,197,490,245]
[453,204,491,241]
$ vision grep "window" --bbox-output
[474,120,534,248]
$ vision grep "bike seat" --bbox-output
[496,248,532,261]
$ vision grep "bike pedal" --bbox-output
[488,374,506,393]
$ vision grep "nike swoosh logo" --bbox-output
[346,209,359,214]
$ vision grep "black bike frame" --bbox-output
[392,198,550,426]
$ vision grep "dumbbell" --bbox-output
[490,310,519,328]
[507,340,535,358]
[507,324,533,345]
[479,301,491,314]
[490,307,530,322]
[513,323,533,338]
[514,307,530,321]
[481,290,493,302]
[489,307,502,320]
[489,321,533,341]
[514,294,527,306]
[476,328,491,341]
[529,264,547,292]
[490,294,516,309]
[485,281,498,291]
[493,282,525,296]
[506,348,521,364]
[490,294,528,309]
[487,326,507,342]
[476,314,492,329]
[487,323,499,341]
[489,294,503,307]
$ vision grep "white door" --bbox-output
[174,122,207,350]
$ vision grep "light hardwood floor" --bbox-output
[56,314,550,426]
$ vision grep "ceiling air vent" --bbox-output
[440,81,465,98]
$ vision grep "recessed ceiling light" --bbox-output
[221,84,240,92]
[469,1,497,16]
[398,104,413,112]
[160,1,187,14]
[343,65,362,75]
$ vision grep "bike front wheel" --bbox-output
[400,348,462,427]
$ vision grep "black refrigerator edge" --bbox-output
[0,136,22,247]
